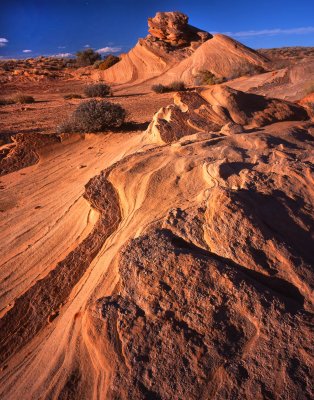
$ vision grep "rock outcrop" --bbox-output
[148,11,211,46]
[84,114,314,400]
[97,227,313,399]
[0,133,60,175]
[147,86,309,143]
[93,12,268,88]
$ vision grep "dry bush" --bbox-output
[57,100,126,133]
[152,81,186,93]
[84,83,111,98]
[98,55,120,70]
[194,70,225,86]
[14,94,35,104]
[76,49,101,67]
[152,84,168,94]
[167,81,186,91]
[228,64,266,79]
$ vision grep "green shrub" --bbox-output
[14,94,35,104]
[84,83,111,98]
[57,100,126,133]
[152,81,186,93]
[76,49,101,67]
[63,94,83,100]
[195,70,225,86]
[98,55,120,70]
[167,81,186,91]
[152,84,168,93]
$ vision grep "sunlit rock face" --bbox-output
[148,11,211,46]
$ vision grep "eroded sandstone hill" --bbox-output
[93,12,268,87]
[0,82,313,399]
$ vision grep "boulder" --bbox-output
[148,11,211,46]
[147,86,309,143]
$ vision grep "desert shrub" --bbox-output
[57,100,126,133]
[152,81,186,93]
[14,94,35,104]
[228,64,266,79]
[63,94,83,100]
[167,81,186,91]
[76,49,101,67]
[84,83,111,98]
[195,70,225,86]
[152,84,168,93]
[98,55,120,70]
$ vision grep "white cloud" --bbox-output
[84,44,91,48]
[96,46,121,54]
[23,49,32,53]
[51,52,73,58]
[222,26,314,38]
[58,46,66,49]
[0,38,8,47]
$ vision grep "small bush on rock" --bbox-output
[14,94,35,104]
[152,81,186,93]
[152,84,168,94]
[98,55,120,70]
[167,81,186,91]
[84,83,111,98]
[228,64,266,79]
[57,100,126,133]
[195,70,225,86]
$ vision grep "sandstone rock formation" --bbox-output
[86,114,313,400]
[147,86,309,143]
[93,12,268,88]
[227,59,314,102]
[148,11,211,46]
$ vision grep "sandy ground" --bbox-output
[0,80,173,141]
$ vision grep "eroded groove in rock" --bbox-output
[0,133,61,176]
[95,229,314,400]
[0,171,121,365]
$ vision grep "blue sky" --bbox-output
[1,0,313,59]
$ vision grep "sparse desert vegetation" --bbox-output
[14,94,35,104]
[0,93,35,105]
[194,70,225,85]
[57,99,126,133]
[75,48,101,67]
[84,83,112,98]
[152,80,186,93]
[97,55,120,70]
